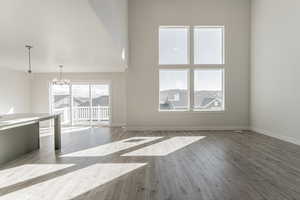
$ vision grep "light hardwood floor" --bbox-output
[0,127,300,200]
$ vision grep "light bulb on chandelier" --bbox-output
[52,65,70,85]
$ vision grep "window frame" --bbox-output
[158,25,226,112]
[49,81,113,125]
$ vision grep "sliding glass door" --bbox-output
[91,84,110,125]
[72,84,91,125]
[51,85,71,124]
[51,83,111,126]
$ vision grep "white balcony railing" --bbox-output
[54,106,110,124]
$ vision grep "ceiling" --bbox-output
[0,0,127,73]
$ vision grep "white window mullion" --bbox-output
[70,84,73,126]
[49,83,54,128]
[190,26,194,110]
[189,70,194,111]
[89,84,92,126]
[190,26,194,65]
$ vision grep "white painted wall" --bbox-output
[127,0,251,130]
[89,0,128,66]
[31,73,127,126]
[251,0,300,144]
[0,68,31,115]
[0,0,128,73]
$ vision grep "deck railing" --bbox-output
[54,106,110,124]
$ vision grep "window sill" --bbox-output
[158,109,226,113]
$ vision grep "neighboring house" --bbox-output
[160,89,188,110]
[194,91,223,110]
[54,95,69,109]
[54,95,109,109]
[160,89,223,110]
[80,96,109,107]
[195,97,222,110]
[54,95,84,109]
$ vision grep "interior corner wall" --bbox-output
[30,72,127,126]
[0,68,31,115]
[127,0,251,130]
[251,0,300,144]
[89,0,129,66]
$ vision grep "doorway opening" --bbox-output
[50,83,111,127]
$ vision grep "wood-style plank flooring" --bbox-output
[0,127,300,200]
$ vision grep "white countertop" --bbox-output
[0,113,58,130]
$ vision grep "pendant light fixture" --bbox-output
[52,65,70,85]
[25,45,33,74]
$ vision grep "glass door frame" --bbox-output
[50,81,112,127]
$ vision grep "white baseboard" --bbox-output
[125,126,250,132]
[251,127,300,146]
[110,123,126,128]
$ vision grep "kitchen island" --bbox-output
[0,113,61,165]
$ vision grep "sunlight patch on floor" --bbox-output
[0,163,147,200]
[40,127,91,137]
[60,137,163,157]
[0,164,74,188]
[122,136,206,156]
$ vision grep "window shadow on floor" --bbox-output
[0,128,208,199]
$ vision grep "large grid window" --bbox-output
[158,26,225,112]
[51,85,71,124]
[159,70,189,111]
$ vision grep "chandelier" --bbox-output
[52,65,70,85]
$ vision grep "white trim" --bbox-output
[189,67,194,112]
[251,127,300,146]
[157,110,226,113]
[89,84,92,125]
[70,85,73,125]
[110,123,127,128]
[126,126,250,132]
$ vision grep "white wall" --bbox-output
[251,0,300,144]
[89,0,128,66]
[0,68,31,115]
[0,0,127,73]
[127,0,251,130]
[31,72,127,126]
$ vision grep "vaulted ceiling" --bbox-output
[0,0,128,73]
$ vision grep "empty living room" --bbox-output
[0,0,299,199]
